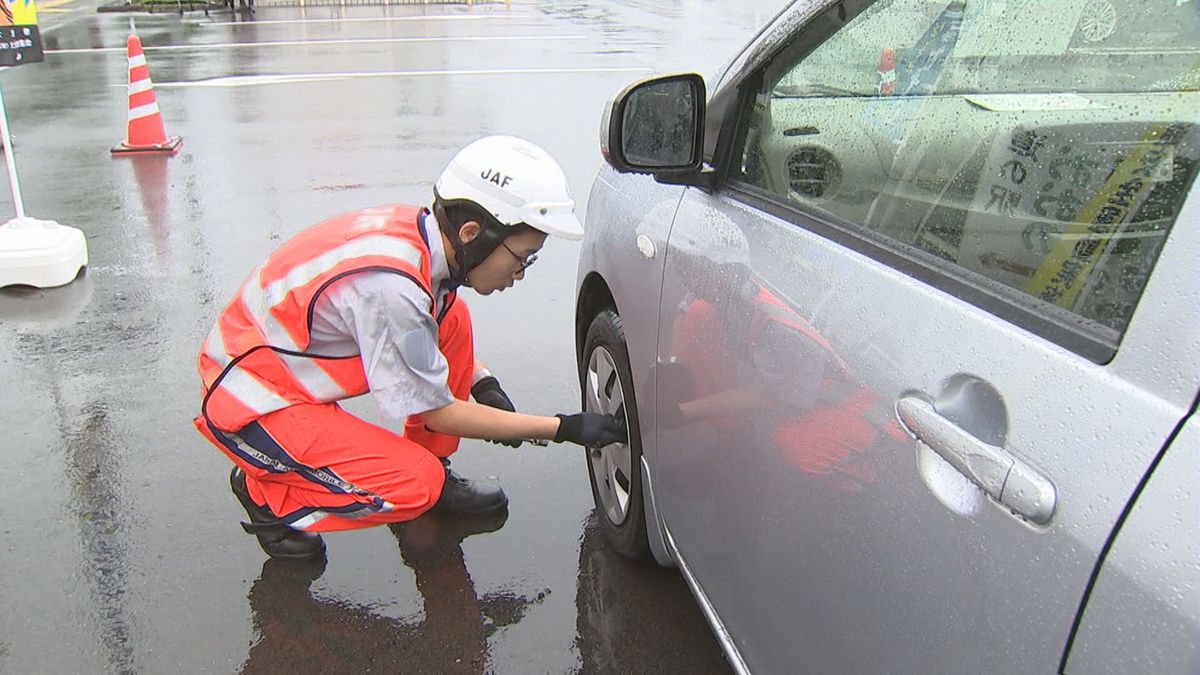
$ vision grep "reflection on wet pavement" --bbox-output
[242,510,732,674]
[66,403,137,673]
[244,509,543,673]
[575,513,730,674]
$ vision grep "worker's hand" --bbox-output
[471,375,515,411]
[554,413,627,448]
[471,376,521,448]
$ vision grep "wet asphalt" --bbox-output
[0,1,787,671]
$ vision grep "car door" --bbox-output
[650,1,1200,672]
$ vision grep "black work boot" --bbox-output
[230,468,326,562]
[434,458,508,514]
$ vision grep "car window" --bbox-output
[730,0,1200,353]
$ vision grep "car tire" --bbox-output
[580,309,651,560]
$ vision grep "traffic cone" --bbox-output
[876,47,896,97]
[112,33,182,156]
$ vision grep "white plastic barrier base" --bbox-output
[0,217,88,288]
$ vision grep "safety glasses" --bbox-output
[500,241,538,273]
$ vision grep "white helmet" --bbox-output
[435,135,583,241]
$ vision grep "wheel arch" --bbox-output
[576,272,618,369]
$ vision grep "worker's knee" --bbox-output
[376,452,446,516]
[305,455,445,532]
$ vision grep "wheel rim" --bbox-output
[585,346,632,526]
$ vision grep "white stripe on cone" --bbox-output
[128,78,153,94]
[129,54,147,67]
[129,102,160,120]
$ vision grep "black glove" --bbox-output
[472,376,521,448]
[554,413,627,448]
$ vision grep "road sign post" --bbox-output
[0,0,88,290]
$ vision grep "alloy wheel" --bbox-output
[585,345,632,525]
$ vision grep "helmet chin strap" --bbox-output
[433,199,470,287]
[433,191,511,287]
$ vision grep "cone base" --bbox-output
[111,136,183,156]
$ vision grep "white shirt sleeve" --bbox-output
[309,271,455,421]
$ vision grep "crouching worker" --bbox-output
[193,136,626,561]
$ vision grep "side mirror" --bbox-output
[600,73,706,181]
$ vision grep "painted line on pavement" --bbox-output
[40,21,75,33]
[132,66,652,88]
[1073,48,1198,55]
[201,14,515,27]
[36,0,87,33]
[46,33,586,54]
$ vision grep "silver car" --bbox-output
[573,0,1199,672]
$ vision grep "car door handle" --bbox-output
[896,396,1056,525]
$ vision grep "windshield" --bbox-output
[776,0,1200,97]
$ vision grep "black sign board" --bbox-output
[0,25,42,67]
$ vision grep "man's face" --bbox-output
[464,226,548,295]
